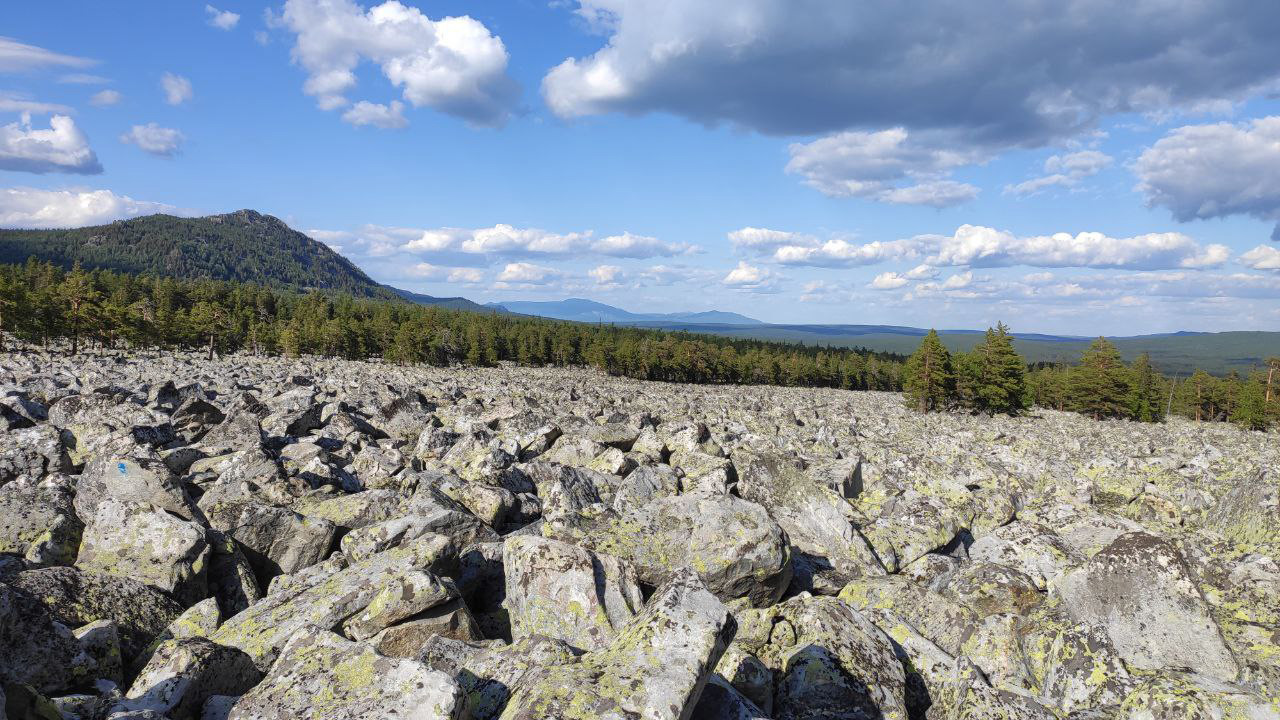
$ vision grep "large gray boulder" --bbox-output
[119,638,261,720]
[546,492,792,607]
[503,535,643,651]
[499,569,735,720]
[204,503,336,585]
[76,498,211,605]
[227,628,463,720]
[734,450,883,578]
[1056,531,1239,682]
[211,533,456,670]
[0,479,83,565]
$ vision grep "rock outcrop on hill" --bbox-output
[0,350,1277,719]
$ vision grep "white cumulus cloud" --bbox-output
[591,231,695,258]
[721,261,782,293]
[120,123,184,157]
[341,100,408,129]
[161,72,193,105]
[0,187,178,228]
[786,129,982,207]
[206,5,241,29]
[495,262,563,287]
[0,114,102,174]
[279,0,519,127]
[1005,150,1113,196]
[1240,245,1280,271]
[869,272,909,290]
[1136,116,1280,241]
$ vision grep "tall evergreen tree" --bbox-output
[1126,352,1165,422]
[957,323,1027,415]
[904,329,954,412]
[1233,375,1268,431]
[1070,337,1129,419]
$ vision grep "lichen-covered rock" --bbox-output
[0,479,83,566]
[211,533,455,670]
[0,583,93,693]
[6,566,184,664]
[967,521,1083,591]
[227,628,462,720]
[0,425,70,484]
[75,454,200,522]
[546,492,792,607]
[120,638,261,720]
[77,498,211,605]
[338,509,495,562]
[861,489,966,572]
[340,569,456,641]
[940,561,1044,618]
[737,594,910,720]
[415,634,579,720]
[1118,671,1279,720]
[735,450,884,579]
[1057,531,1239,682]
[370,597,483,656]
[204,503,336,585]
[503,535,643,651]
[499,569,735,720]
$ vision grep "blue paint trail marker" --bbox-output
[118,462,128,475]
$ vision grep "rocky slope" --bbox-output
[0,350,1276,720]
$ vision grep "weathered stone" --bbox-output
[120,638,261,720]
[1056,531,1239,681]
[77,499,210,605]
[503,535,644,651]
[546,492,792,607]
[499,569,735,720]
[227,629,462,720]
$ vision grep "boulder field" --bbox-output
[0,350,1277,719]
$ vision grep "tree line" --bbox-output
[0,260,906,391]
[903,325,1279,431]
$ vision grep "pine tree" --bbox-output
[59,262,99,355]
[1188,369,1213,422]
[904,329,954,412]
[1126,352,1164,422]
[956,323,1027,415]
[1232,375,1268,431]
[1070,337,1129,419]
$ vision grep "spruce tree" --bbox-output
[1126,352,1164,422]
[956,323,1027,415]
[904,329,954,412]
[1232,375,1268,431]
[1070,337,1129,419]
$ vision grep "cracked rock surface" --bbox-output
[0,350,1277,719]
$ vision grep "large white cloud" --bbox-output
[1240,245,1280,271]
[542,0,1280,143]
[0,37,94,72]
[1136,116,1280,240]
[923,225,1229,271]
[0,114,102,174]
[0,187,178,229]
[325,222,695,261]
[495,262,563,286]
[279,0,518,127]
[786,129,982,207]
[733,224,1230,271]
[120,123,184,157]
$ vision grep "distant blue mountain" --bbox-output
[489,298,760,324]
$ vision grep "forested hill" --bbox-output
[0,210,386,297]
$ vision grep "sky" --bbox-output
[4,0,1280,335]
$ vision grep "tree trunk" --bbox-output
[207,332,215,361]
[1267,367,1275,403]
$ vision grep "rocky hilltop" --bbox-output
[0,350,1277,720]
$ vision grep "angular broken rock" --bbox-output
[499,568,735,720]
[1056,531,1239,682]
[76,498,211,606]
[227,628,462,720]
[121,637,261,720]
[503,535,643,651]
[546,492,792,607]
[211,533,455,670]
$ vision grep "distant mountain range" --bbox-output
[2,210,1269,374]
[488,298,759,324]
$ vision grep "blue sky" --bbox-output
[4,0,1280,334]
